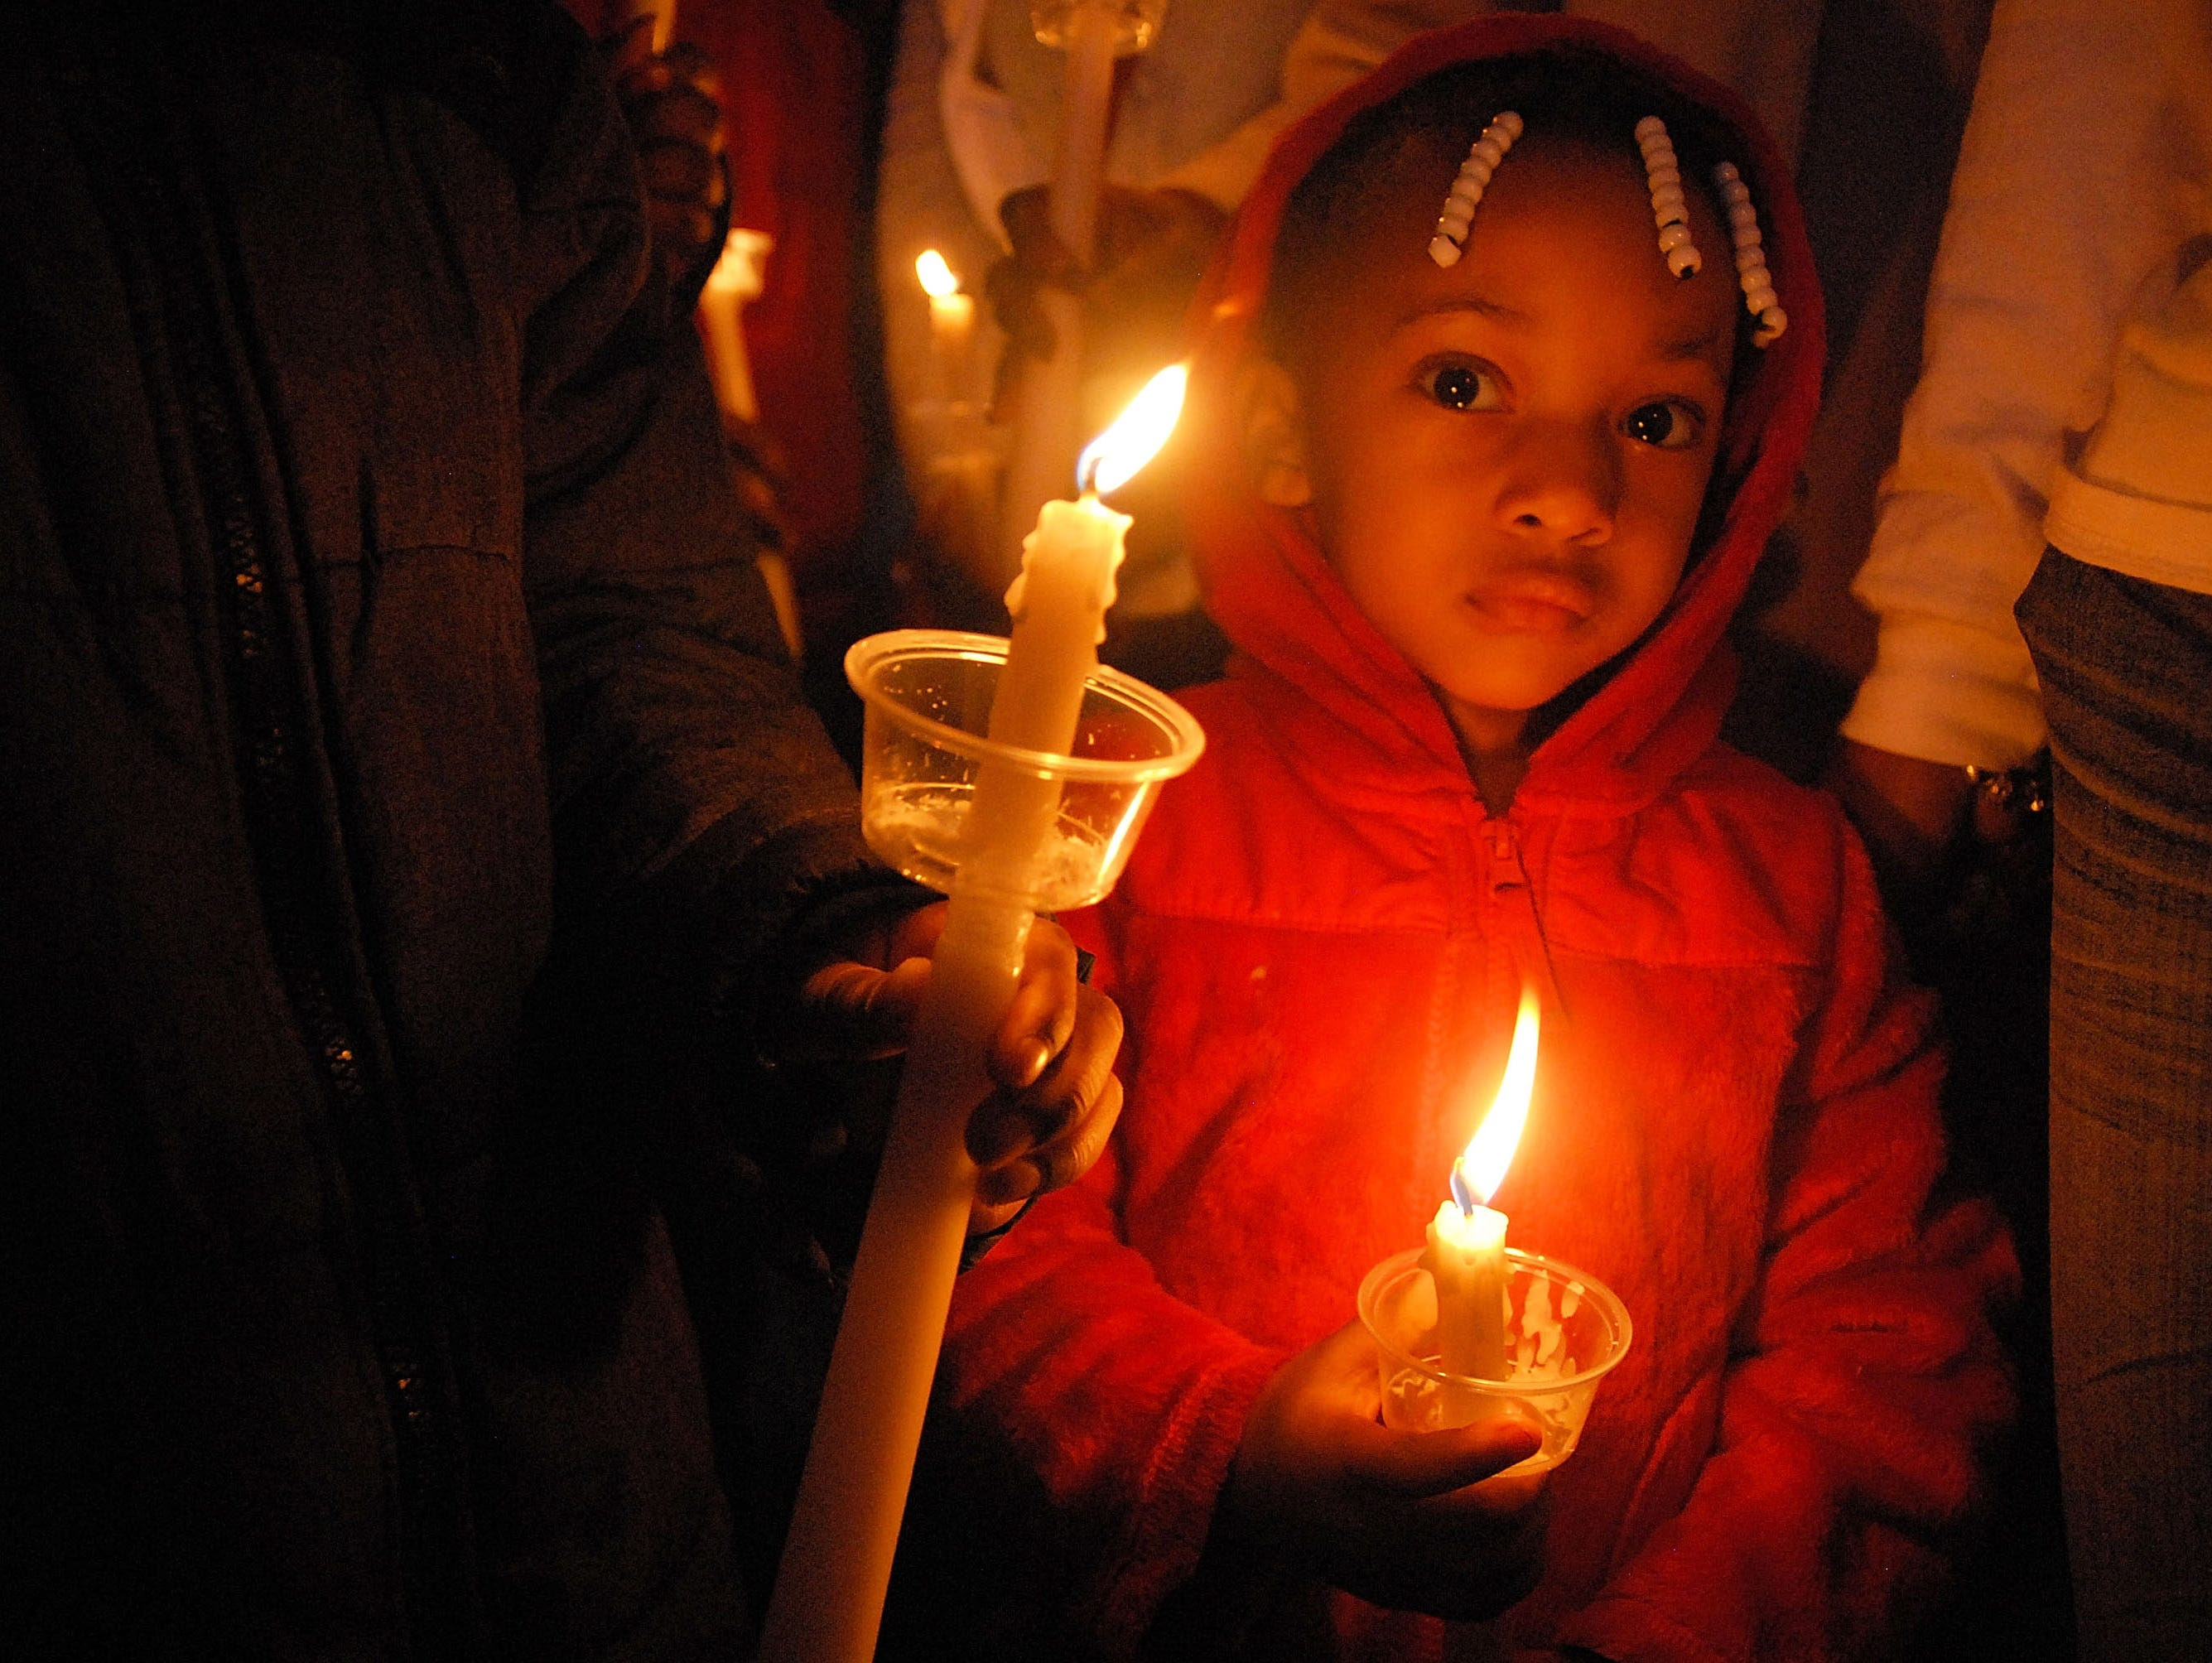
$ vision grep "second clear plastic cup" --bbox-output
[1357,1246,1633,1475]
[845,629,1206,912]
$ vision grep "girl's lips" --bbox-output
[1465,568,1600,630]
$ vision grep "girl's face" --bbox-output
[1263,138,1742,757]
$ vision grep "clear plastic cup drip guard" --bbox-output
[845,629,1206,912]
[1357,1246,1633,1475]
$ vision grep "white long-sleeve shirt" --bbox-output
[1842,0,2212,769]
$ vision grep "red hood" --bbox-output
[1181,15,1824,816]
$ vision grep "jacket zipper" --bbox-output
[1481,815,1564,1019]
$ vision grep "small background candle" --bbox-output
[915,249,976,411]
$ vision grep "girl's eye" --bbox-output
[1622,400,1704,450]
[1420,360,1503,412]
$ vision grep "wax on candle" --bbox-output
[1420,984,1541,1381]
[1427,1186,1511,1379]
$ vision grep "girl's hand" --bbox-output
[1222,1319,1549,1621]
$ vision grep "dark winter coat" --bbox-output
[2,6,879,1655]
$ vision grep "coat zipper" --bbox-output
[1481,815,1564,1019]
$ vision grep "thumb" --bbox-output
[785,955,932,1063]
[1344,1409,1543,1500]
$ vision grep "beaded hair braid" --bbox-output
[1424,109,1787,346]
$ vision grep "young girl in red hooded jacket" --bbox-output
[904,19,2019,1662]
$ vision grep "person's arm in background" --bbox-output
[1833,0,2193,875]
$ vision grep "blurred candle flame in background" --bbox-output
[915,248,960,298]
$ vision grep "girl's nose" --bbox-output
[1492,420,1618,546]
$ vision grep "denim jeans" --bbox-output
[2017,549,2212,1661]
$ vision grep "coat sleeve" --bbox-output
[1555,829,2020,1663]
[513,27,885,992]
[933,902,1289,1657]
[1839,0,2203,770]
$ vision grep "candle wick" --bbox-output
[1449,1162,1475,1217]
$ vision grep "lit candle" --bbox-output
[1424,984,1540,1380]
[756,364,1188,1663]
[696,226,773,427]
[915,248,976,409]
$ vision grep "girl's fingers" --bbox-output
[1345,1411,1543,1500]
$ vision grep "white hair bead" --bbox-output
[1713,161,1787,345]
[1637,115,1703,280]
[1427,111,1522,265]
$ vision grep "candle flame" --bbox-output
[915,248,960,299]
[1077,364,1188,496]
[1456,984,1540,1207]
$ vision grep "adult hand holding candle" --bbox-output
[756,366,1193,1663]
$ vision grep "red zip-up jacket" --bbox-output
[925,20,2017,1661]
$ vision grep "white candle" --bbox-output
[994,0,1126,588]
[915,249,976,409]
[1428,1183,1511,1380]
[1421,985,1540,1381]
[697,227,773,427]
[754,365,1186,1663]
